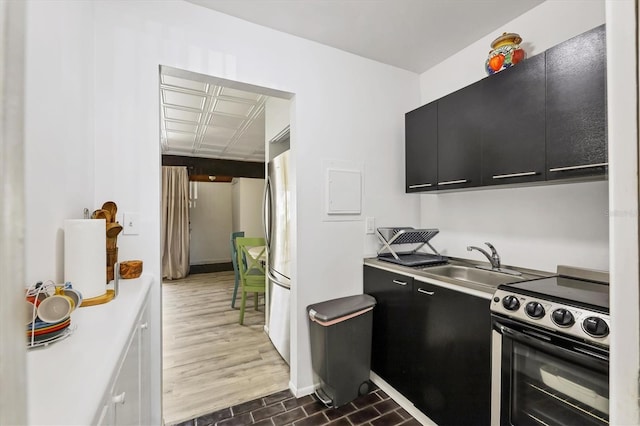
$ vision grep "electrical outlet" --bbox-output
[366,217,375,234]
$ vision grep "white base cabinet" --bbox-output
[28,276,153,425]
[97,300,150,425]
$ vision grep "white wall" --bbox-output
[23,0,420,409]
[189,182,233,265]
[418,1,608,273]
[265,97,291,161]
[24,0,96,285]
[231,178,265,238]
[265,97,291,144]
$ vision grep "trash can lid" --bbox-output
[307,294,376,322]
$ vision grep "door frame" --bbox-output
[0,0,27,423]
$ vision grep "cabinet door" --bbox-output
[113,325,141,425]
[363,266,413,396]
[96,399,114,426]
[405,102,438,192]
[138,303,151,425]
[482,53,546,186]
[546,24,607,180]
[437,82,483,189]
[412,282,491,426]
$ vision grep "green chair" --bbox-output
[235,237,266,325]
[230,231,245,308]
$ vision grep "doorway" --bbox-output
[159,66,293,424]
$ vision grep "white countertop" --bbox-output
[27,275,153,425]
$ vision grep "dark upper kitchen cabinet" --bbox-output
[363,266,414,398]
[405,102,438,192]
[546,24,607,180]
[481,52,546,186]
[411,281,492,426]
[437,82,483,189]
[405,24,607,193]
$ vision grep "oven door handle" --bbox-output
[495,322,609,367]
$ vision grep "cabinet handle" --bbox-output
[549,162,608,172]
[140,322,149,330]
[392,279,407,286]
[408,183,433,189]
[437,179,468,186]
[112,392,126,404]
[418,288,435,296]
[492,171,538,179]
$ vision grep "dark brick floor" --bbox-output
[172,385,420,426]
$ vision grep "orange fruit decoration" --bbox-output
[485,32,526,75]
[489,54,505,71]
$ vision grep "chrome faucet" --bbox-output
[467,242,501,269]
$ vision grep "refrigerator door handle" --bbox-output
[263,175,272,250]
[268,268,291,289]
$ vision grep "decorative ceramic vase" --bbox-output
[485,32,525,75]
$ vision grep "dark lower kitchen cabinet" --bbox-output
[364,264,492,425]
[481,52,546,186]
[437,82,483,190]
[546,24,607,180]
[363,266,414,397]
[405,102,438,192]
[412,281,492,426]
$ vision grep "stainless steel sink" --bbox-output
[423,264,525,286]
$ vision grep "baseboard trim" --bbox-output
[287,372,435,425]
[289,380,316,399]
[189,262,233,274]
[369,372,436,425]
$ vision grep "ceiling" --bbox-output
[162,0,545,161]
[186,0,544,73]
[160,68,270,162]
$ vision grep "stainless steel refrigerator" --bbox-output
[264,150,291,364]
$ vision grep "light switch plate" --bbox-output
[366,217,375,234]
[123,212,140,235]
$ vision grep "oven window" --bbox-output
[511,341,609,426]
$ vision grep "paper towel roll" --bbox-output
[64,219,106,299]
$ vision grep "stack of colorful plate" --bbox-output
[26,318,72,343]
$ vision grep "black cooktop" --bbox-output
[499,275,610,313]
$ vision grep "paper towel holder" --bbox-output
[78,266,118,307]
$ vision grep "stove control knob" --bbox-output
[551,309,575,327]
[502,295,520,311]
[525,302,545,319]
[583,317,609,338]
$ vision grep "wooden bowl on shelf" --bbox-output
[119,260,143,279]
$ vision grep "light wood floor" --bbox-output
[162,271,290,425]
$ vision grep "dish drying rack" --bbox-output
[26,280,76,349]
[376,227,448,267]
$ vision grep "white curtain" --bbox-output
[162,166,190,279]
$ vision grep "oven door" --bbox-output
[492,315,609,426]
